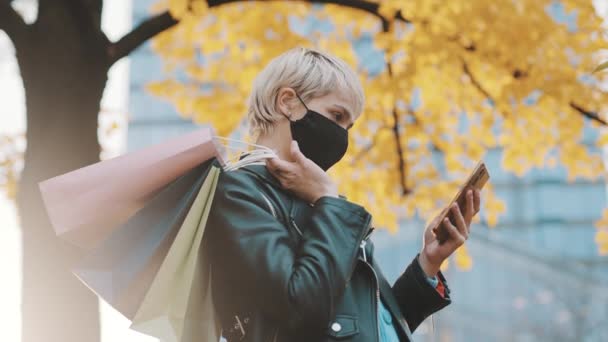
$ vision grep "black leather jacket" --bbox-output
[207,163,451,341]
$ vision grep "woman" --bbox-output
[207,47,481,342]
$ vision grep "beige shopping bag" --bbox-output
[130,165,221,342]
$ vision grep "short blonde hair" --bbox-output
[247,47,365,137]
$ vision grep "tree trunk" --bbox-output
[14,8,109,341]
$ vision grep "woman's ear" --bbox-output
[276,87,297,118]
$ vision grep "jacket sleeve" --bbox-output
[208,170,372,331]
[392,254,452,332]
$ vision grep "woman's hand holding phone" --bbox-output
[419,189,481,277]
[418,162,488,277]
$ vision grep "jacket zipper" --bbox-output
[259,191,277,218]
[260,190,304,238]
[360,232,380,342]
[359,226,374,263]
[361,258,381,342]
[290,218,303,237]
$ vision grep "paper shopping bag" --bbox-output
[130,165,221,342]
[38,127,223,249]
[73,160,215,320]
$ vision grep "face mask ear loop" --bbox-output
[295,92,310,111]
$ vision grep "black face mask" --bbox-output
[284,94,349,171]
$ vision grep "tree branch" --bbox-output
[462,58,604,127]
[384,58,411,195]
[206,0,410,22]
[377,19,411,195]
[460,58,518,120]
[351,125,391,164]
[309,0,410,23]
[392,107,411,195]
[108,11,178,65]
[109,0,411,65]
[462,59,493,102]
[570,102,608,126]
[0,1,27,46]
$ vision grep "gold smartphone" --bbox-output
[431,161,490,244]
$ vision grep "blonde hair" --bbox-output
[246,47,365,137]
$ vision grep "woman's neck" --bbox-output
[255,124,293,161]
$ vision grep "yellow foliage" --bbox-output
[0,134,24,200]
[168,0,188,18]
[596,230,608,255]
[454,245,473,270]
[595,210,608,255]
[149,0,608,264]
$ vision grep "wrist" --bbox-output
[319,183,339,200]
[418,251,441,277]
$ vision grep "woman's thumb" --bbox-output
[291,140,306,162]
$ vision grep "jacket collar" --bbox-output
[239,163,283,189]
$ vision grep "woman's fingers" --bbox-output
[267,157,293,175]
[474,189,481,213]
[267,159,287,182]
[290,141,307,164]
[465,190,475,227]
[268,157,305,190]
[442,218,466,246]
[450,203,469,239]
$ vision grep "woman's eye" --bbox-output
[333,112,344,121]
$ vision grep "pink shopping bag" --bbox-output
[38,127,223,249]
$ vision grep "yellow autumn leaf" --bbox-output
[454,245,473,271]
[190,0,208,16]
[168,0,189,19]
[5,180,18,200]
[595,230,608,255]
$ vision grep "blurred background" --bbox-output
[1,0,608,341]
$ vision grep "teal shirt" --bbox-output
[378,276,438,341]
[378,300,400,341]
